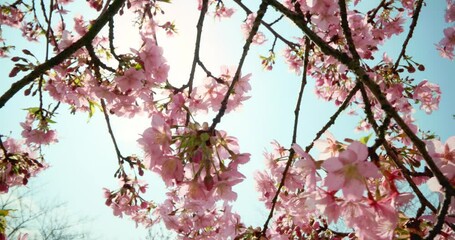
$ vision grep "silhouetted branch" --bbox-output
[0,0,127,109]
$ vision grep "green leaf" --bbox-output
[0,210,9,217]
[200,132,210,142]
[23,107,40,115]
[89,102,96,119]
[46,118,57,124]
[359,133,373,144]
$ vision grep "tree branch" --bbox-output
[305,83,360,153]
[359,83,438,213]
[338,0,361,61]
[0,0,127,109]
[209,0,269,132]
[265,0,454,195]
[233,0,298,48]
[425,191,453,239]
[100,99,124,164]
[394,0,424,69]
[184,0,209,125]
[262,37,310,236]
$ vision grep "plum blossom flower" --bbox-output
[314,131,340,160]
[241,13,266,45]
[20,113,58,146]
[413,80,441,114]
[292,143,319,191]
[214,4,235,19]
[0,138,47,193]
[446,0,455,23]
[322,141,380,199]
[437,26,455,59]
[137,113,171,169]
[426,136,455,191]
[115,68,146,92]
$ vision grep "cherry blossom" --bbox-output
[322,141,380,199]
[1,0,454,239]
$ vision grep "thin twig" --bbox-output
[197,60,226,84]
[233,0,298,48]
[209,0,269,132]
[305,83,360,153]
[424,191,453,239]
[184,0,209,125]
[85,43,116,72]
[367,0,387,23]
[100,99,124,163]
[262,37,310,236]
[269,14,283,26]
[394,0,424,70]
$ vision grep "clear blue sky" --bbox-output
[1,1,454,239]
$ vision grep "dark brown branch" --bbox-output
[425,191,453,240]
[108,18,122,62]
[394,0,424,70]
[209,0,268,132]
[197,60,226,84]
[265,0,351,64]
[354,65,454,195]
[359,83,438,213]
[371,115,392,150]
[262,37,310,236]
[0,135,8,157]
[0,0,127,109]
[305,83,360,153]
[85,43,116,72]
[265,0,453,195]
[233,0,298,48]
[367,0,387,23]
[184,0,209,125]
[359,84,378,131]
[338,0,361,61]
[100,99,124,163]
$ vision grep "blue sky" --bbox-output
[1,0,454,239]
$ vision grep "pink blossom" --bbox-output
[241,13,267,45]
[0,6,24,27]
[437,26,455,59]
[292,143,319,191]
[413,80,441,114]
[314,131,340,160]
[160,157,184,186]
[255,171,277,208]
[17,233,29,240]
[115,68,146,92]
[322,141,380,199]
[214,5,235,19]
[73,15,87,36]
[20,113,58,146]
[137,114,171,169]
[446,0,455,22]
[315,190,341,224]
[426,136,455,191]
[138,36,165,71]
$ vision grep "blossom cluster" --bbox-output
[1,0,454,239]
[437,0,455,59]
[0,138,47,193]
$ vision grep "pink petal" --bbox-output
[348,141,368,161]
[322,157,343,171]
